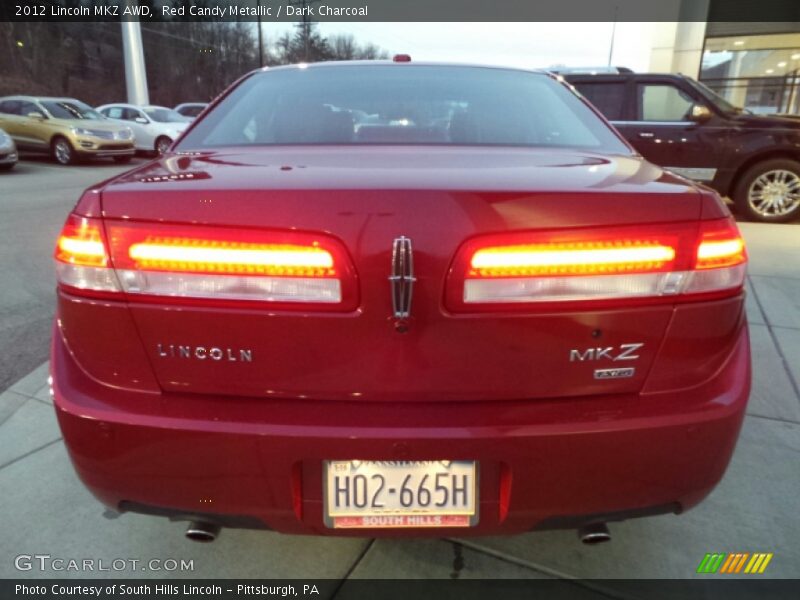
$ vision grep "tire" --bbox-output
[113,156,132,164]
[0,162,14,171]
[733,158,800,223]
[154,136,172,155]
[51,136,76,165]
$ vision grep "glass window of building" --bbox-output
[701,33,800,115]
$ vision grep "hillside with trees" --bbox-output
[0,20,388,106]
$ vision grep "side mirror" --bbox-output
[27,111,46,121]
[690,104,712,123]
[135,117,148,124]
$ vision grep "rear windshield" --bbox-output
[178,104,206,117]
[178,65,630,152]
[144,107,190,123]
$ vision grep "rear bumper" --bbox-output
[51,323,750,537]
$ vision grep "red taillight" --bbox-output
[55,215,109,268]
[55,216,357,310]
[679,217,747,298]
[469,240,676,277]
[127,238,336,277]
[447,218,747,311]
[695,218,747,270]
[54,215,120,296]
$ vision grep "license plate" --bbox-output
[324,460,478,529]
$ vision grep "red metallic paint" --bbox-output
[52,316,749,536]
[52,103,751,533]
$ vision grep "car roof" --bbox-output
[99,103,168,109]
[564,72,688,80]
[0,96,83,103]
[253,60,552,76]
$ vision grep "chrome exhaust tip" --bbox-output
[578,522,611,545]
[185,521,220,542]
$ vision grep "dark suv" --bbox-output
[565,71,800,222]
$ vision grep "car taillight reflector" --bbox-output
[695,220,746,270]
[681,218,747,295]
[469,241,675,277]
[54,215,120,294]
[55,216,357,309]
[116,271,342,304]
[449,218,747,310]
[464,272,688,304]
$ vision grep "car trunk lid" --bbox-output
[95,147,701,402]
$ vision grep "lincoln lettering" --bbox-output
[157,344,252,362]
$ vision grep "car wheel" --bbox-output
[52,137,76,165]
[113,156,132,164]
[733,158,800,223]
[0,163,14,171]
[155,136,172,155]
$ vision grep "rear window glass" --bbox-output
[143,107,189,123]
[178,66,630,153]
[179,105,206,117]
[571,81,627,121]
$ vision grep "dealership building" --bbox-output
[649,1,800,114]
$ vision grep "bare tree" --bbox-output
[329,34,357,60]
[293,31,389,63]
[356,42,390,60]
[0,15,388,105]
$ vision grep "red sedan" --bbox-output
[51,61,750,542]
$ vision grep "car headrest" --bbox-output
[273,104,354,144]
[449,107,537,145]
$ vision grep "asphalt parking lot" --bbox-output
[0,158,799,588]
[0,156,148,392]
